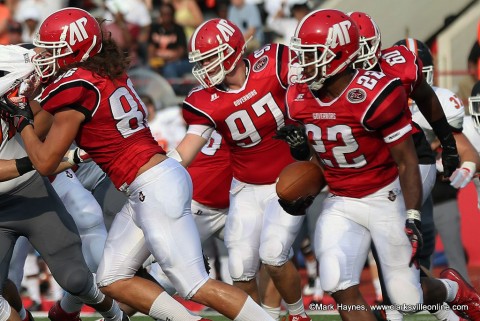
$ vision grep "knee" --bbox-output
[319,253,342,293]
[259,238,287,266]
[57,267,93,296]
[228,250,257,281]
[386,275,422,312]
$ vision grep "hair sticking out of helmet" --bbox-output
[347,11,381,70]
[469,80,480,132]
[290,9,360,90]
[188,18,247,88]
[393,38,434,86]
[32,7,103,79]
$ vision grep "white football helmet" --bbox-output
[469,80,480,133]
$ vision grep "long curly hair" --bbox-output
[57,28,130,80]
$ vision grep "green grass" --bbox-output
[32,313,439,321]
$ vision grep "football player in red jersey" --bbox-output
[188,130,232,242]
[1,7,277,321]
[277,8,480,321]
[0,45,126,321]
[348,12,479,321]
[170,18,310,321]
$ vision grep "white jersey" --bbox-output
[0,120,34,194]
[147,106,186,152]
[0,45,40,194]
[463,116,480,209]
[463,116,480,154]
[412,86,465,143]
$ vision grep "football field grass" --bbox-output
[32,312,439,321]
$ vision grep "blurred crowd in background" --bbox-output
[2,0,480,314]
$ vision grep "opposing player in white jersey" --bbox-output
[397,38,480,190]
[172,18,310,321]
[0,44,124,321]
[401,38,479,286]
[466,81,480,210]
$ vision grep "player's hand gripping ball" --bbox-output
[276,161,325,215]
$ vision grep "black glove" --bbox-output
[404,210,423,269]
[278,195,315,216]
[273,124,311,161]
[0,94,33,133]
[440,137,460,178]
[430,116,459,178]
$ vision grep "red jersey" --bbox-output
[40,68,165,190]
[183,43,294,184]
[188,130,232,209]
[379,45,423,97]
[286,69,412,198]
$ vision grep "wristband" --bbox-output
[460,161,477,174]
[15,157,34,175]
[406,209,421,221]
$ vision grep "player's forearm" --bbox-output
[32,108,54,141]
[455,133,480,172]
[398,161,422,210]
[0,157,75,182]
[0,159,24,181]
[390,138,422,210]
[20,126,63,175]
[412,81,446,123]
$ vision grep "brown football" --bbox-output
[276,161,326,202]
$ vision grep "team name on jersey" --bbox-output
[313,112,336,120]
[233,89,257,107]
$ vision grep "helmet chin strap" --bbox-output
[81,35,98,62]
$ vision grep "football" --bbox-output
[276,161,325,202]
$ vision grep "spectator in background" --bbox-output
[15,5,41,42]
[0,0,11,45]
[165,0,203,42]
[215,0,229,19]
[6,20,22,44]
[457,41,480,112]
[140,93,186,151]
[265,0,311,45]
[13,0,64,26]
[104,0,151,66]
[227,0,263,53]
[100,10,132,56]
[148,3,191,80]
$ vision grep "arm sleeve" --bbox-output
[40,80,100,121]
[182,101,215,127]
[362,79,413,145]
